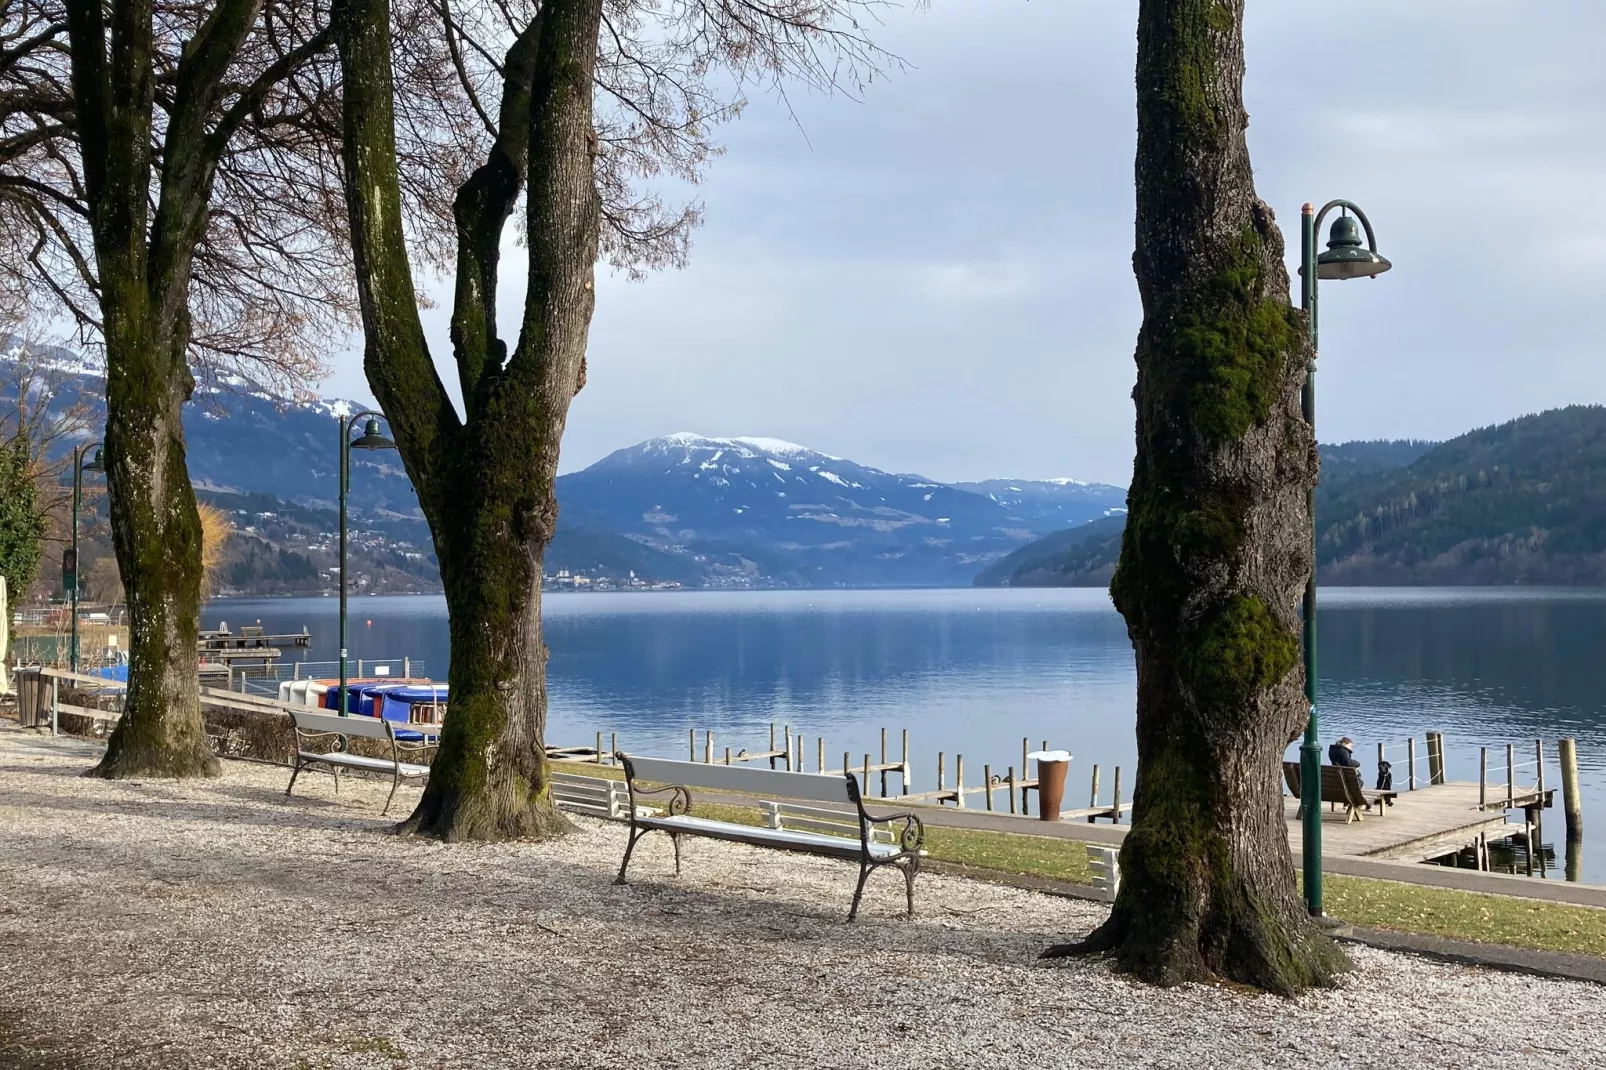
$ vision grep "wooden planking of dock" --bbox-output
[1287,781,1555,862]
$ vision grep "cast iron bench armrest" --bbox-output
[861,809,925,855]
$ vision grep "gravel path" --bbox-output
[1,723,1602,1069]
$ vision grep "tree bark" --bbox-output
[63,0,265,778]
[1041,0,1347,993]
[336,0,602,839]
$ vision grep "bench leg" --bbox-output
[670,832,682,876]
[849,859,872,922]
[332,766,340,795]
[903,857,919,918]
[614,826,647,885]
[285,757,303,798]
[383,770,400,816]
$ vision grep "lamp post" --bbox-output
[1298,200,1391,916]
[68,441,105,672]
[338,411,396,715]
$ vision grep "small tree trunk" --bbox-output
[91,308,217,779]
[1041,0,1345,993]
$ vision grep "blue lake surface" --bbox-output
[212,586,1606,882]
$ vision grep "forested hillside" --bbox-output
[978,412,1606,587]
[1317,406,1606,584]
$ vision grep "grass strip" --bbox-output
[583,766,1605,957]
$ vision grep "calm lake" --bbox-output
[212,587,1606,882]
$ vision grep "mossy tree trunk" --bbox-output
[63,0,272,779]
[335,0,602,839]
[1041,0,1347,993]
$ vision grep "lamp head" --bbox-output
[349,417,396,451]
[81,446,105,473]
[1317,211,1392,280]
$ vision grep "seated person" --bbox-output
[1328,736,1360,769]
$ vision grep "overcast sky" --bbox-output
[322,0,1606,487]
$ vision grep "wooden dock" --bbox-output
[1287,781,1556,862]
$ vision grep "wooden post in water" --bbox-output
[843,751,850,784]
[1535,738,1546,852]
[596,731,603,764]
[1377,741,1384,779]
[956,755,966,809]
[1020,738,1030,815]
[1479,747,1488,810]
[818,737,825,775]
[1407,737,1416,790]
[1506,743,1515,810]
[880,728,888,797]
[1088,765,1101,824]
[610,732,618,763]
[689,728,696,761]
[1111,767,1123,824]
[724,746,732,765]
[937,751,945,794]
[1006,766,1017,814]
[1560,737,1583,841]
[705,731,713,764]
[863,754,871,797]
[902,729,911,794]
[1428,732,1446,786]
[769,724,776,769]
[983,764,994,811]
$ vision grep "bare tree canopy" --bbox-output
[332,0,900,839]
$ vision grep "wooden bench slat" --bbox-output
[622,755,855,805]
[638,814,904,860]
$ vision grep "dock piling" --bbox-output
[1479,747,1488,810]
[880,728,888,797]
[705,731,713,764]
[937,752,945,794]
[1407,737,1416,790]
[1560,737,1583,841]
[1428,732,1446,785]
[956,755,966,809]
[725,746,732,765]
[1506,743,1515,810]
[1088,765,1100,824]
[689,728,695,761]
[983,764,994,811]
[1111,767,1122,825]
[818,737,825,775]
[1007,766,1017,814]
[863,754,871,796]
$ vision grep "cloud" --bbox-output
[320,0,1606,487]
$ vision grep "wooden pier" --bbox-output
[1287,781,1556,864]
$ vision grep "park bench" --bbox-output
[1282,761,1397,823]
[613,754,926,921]
[285,709,439,815]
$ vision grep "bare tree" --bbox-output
[334,0,897,839]
[1040,0,1347,993]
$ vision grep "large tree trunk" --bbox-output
[64,0,230,779]
[1042,0,1346,993]
[92,307,217,779]
[336,0,601,839]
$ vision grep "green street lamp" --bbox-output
[1298,200,1391,916]
[338,411,396,715]
[68,441,105,672]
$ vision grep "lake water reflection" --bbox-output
[212,586,1606,882]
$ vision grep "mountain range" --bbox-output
[978,406,1606,588]
[4,350,1128,589]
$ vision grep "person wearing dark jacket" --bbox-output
[1328,737,1360,769]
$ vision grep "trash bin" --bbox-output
[1027,749,1072,821]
